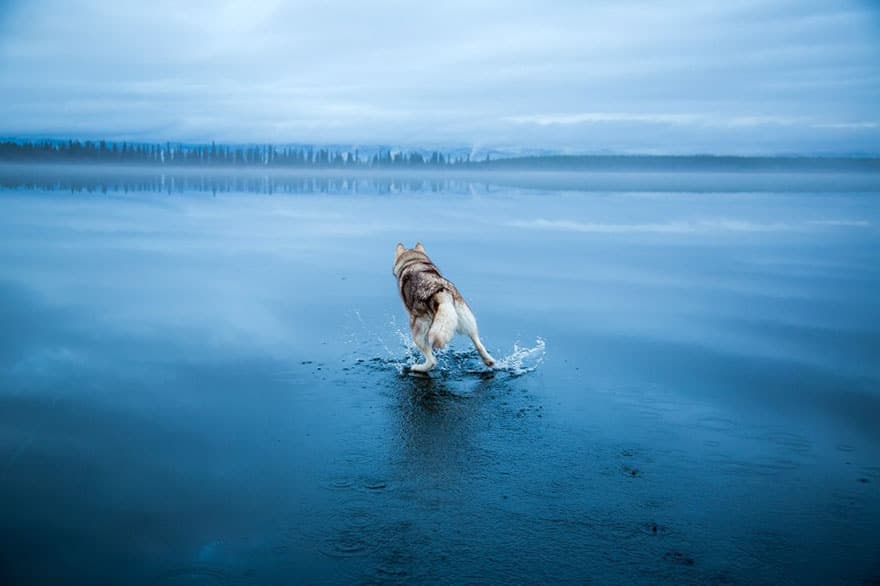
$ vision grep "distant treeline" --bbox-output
[1,139,878,172]
[0,139,462,168]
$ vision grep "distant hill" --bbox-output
[471,154,880,173]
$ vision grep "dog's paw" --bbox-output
[483,357,496,368]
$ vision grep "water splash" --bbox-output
[387,333,545,378]
[350,311,545,377]
[352,311,421,374]
[491,337,546,376]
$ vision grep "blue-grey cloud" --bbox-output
[0,0,878,153]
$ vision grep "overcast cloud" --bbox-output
[1,0,878,153]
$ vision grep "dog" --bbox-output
[393,242,495,373]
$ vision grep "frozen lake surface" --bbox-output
[1,168,879,584]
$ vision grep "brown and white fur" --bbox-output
[393,242,495,373]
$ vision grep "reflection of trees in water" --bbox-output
[0,169,480,195]
[7,164,878,195]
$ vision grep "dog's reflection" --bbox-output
[388,370,498,482]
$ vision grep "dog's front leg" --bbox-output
[410,317,436,373]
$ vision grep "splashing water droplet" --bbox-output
[492,338,546,376]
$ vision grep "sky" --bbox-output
[0,0,879,154]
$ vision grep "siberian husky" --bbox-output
[393,242,495,373]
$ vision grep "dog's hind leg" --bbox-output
[455,301,496,367]
[409,316,436,373]
[469,333,495,367]
[411,342,436,373]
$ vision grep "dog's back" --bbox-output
[393,248,461,319]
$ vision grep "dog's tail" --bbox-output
[429,290,458,350]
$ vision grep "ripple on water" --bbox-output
[638,521,672,537]
[344,507,377,529]
[318,528,385,559]
[697,416,737,432]
[321,474,395,493]
[153,566,228,585]
[362,477,391,491]
[733,529,789,567]
[322,477,356,490]
[337,451,374,466]
[704,453,799,478]
[861,465,880,479]
[662,550,696,566]
[371,565,410,584]
[828,488,867,518]
[323,498,381,530]
[751,456,800,474]
[760,431,811,454]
